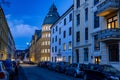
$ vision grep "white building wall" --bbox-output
[51,6,73,63]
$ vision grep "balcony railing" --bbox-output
[97,0,119,16]
[97,28,120,41]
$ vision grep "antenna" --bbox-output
[0,0,10,7]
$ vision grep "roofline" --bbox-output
[51,4,74,29]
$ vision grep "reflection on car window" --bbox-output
[103,66,118,73]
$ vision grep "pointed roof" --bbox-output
[42,3,60,25]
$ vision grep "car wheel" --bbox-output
[83,74,87,80]
[73,72,77,78]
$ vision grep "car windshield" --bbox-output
[102,65,119,73]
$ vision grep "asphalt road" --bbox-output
[19,64,82,80]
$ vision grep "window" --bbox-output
[94,11,99,28]
[69,27,72,35]
[48,41,50,45]
[69,13,72,22]
[109,43,119,62]
[45,49,47,53]
[64,18,66,25]
[55,46,57,52]
[56,26,58,31]
[59,28,61,34]
[52,47,54,53]
[107,16,118,29]
[69,41,72,49]
[94,35,100,51]
[63,31,66,38]
[52,28,54,34]
[85,28,88,40]
[85,8,88,21]
[94,0,99,5]
[76,31,80,42]
[0,16,2,24]
[0,42,1,49]
[55,36,57,42]
[84,48,88,61]
[48,49,50,53]
[76,0,80,8]
[59,39,61,45]
[52,38,54,43]
[63,43,66,50]
[76,14,80,26]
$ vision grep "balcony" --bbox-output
[97,0,119,16]
[97,28,120,41]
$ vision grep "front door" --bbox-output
[95,57,100,64]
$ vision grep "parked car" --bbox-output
[83,64,120,80]
[65,63,86,78]
[0,61,9,80]
[47,62,57,71]
[56,62,69,73]
[3,59,15,80]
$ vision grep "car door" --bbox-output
[2,63,9,80]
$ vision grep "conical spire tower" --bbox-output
[43,3,60,25]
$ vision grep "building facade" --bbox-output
[30,4,60,62]
[73,0,120,70]
[51,5,73,63]
[0,7,15,60]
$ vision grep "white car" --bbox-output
[0,61,9,80]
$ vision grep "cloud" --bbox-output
[6,14,39,38]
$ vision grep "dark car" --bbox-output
[65,63,85,78]
[3,59,15,80]
[56,62,69,73]
[83,64,120,80]
[47,62,57,71]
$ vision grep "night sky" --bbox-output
[1,0,73,50]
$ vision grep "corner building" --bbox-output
[51,5,73,63]
[73,0,120,70]
[30,4,60,62]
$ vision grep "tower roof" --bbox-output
[42,3,60,25]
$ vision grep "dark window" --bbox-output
[52,47,54,53]
[109,43,119,62]
[76,0,80,8]
[52,38,54,43]
[94,35,100,51]
[76,49,79,63]
[55,36,57,42]
[59,39,61,45]
[64,18,66,25]
[59,28,61,34]
[94,0,99,5]
[69,13,72,22]
[56,26,58,31]
[85,8,88,21]
[84,48,88,61]
[85,28,88,40]
[53,28,54,34]
[55,46,57,52]
[0,42,1,50]
[94,11,99,28]
[69,27,72,35]
[77,14,80,26]
[63,31,66,38]
[76,31,80,42]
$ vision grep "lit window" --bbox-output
[69,41,72,49]
[63,43,66,50]
[107,16,118,29]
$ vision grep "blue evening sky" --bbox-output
[2,0,73,50]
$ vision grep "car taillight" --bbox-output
[0,72,5,79]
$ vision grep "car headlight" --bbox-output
[110,76,119,80]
